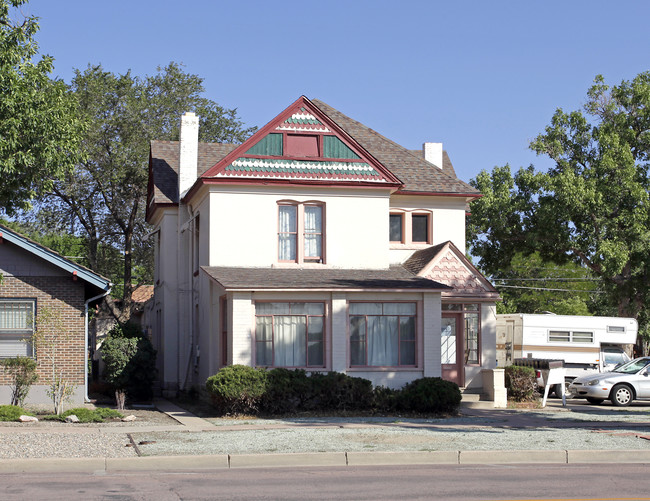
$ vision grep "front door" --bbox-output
[441,314,464,386]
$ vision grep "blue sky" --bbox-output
[20,0,650,183]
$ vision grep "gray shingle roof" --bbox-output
[311,99,477,195]
[150,141,237,204]
[201,265,450,291]
[148,98,479,209]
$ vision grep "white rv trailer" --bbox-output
[496,314,637,395]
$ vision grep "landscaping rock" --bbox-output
[65,415,80,423]
[122,415,137,422]
[19,415,38,423]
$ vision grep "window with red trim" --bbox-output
[278,202,324,263]
[389,213,404,243]
[255,302,325,368]
[349,302,416,367]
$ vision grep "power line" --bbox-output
[495,284,603,293]
[493,277,598,282]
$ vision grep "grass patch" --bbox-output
[0,405,31,421]
[40,407,124,423]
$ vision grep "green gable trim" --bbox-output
[323,135,361,159]
[245,133,283,156]
[284,117,322,125]
[223,158,382,178]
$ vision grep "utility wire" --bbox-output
[495,284,603,293]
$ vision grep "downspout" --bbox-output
[84,288,112,403]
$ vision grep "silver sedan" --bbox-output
[568,357,650,406]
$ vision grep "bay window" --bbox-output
[255,302,325,367]
[349,302,416,367]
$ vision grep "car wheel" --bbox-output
[586,397,604,405]
[610,384,633,407]
[555,380,575,399]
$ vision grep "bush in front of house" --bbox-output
[206,367,462,416]
[206,365,268,415]
[0,356,38,407]
[397,377,462,414]
[372,385,400,413]
[102,322,157,410]
[504,365,537,402]
[307,371,375,412]
[42,407,124,423]
[0,405,30,421]
[260,368,311,414]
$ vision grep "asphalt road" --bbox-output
[1,463,649,500]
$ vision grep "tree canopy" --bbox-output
[468,72,650,340]
[0,0,82,214]
[25,62,256,321]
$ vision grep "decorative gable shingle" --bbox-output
[404,241,499,301]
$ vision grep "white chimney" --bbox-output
[178,112,199,199]
[423,142,443,170]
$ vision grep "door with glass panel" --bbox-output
[441,314,464,386]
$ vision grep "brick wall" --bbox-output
[0,275,86,385]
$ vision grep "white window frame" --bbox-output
[0,299,35,358]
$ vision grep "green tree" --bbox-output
[27,63,256,321]
[0,0,82,214]
[469,72,650,344]
[101,322,156,410]
[491,252,595,315]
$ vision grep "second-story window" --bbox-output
[389,213,404,242]
[278,202,324,263]
[411,214,429,243]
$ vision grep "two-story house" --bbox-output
[146,96,499,397]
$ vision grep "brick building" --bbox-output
[0,225,111,406]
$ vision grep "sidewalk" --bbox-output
[0,398,649,473]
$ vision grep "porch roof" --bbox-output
[201,265,450,292]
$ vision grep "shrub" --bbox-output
[102,322,157,409]
[260,368,311,414]
[60,407,124,423]
[0,405,28,421]
[372,385,400,413]
[397,377,461,414]
[206,365,268,415]
[0,356,38,407]
[505,365,537,402]
[42,407,124,423]
[306,372,374,412]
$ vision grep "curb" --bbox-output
[1,449,649,473]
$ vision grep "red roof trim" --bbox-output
[199,96,403,186]
[396,190,483,199]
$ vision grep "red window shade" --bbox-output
[286,135,319,157]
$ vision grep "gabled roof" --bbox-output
[404,241,499,301]
[311,99,477,195]
[0,224,112,298]
[199,96,403,189]
[147,96,480,214]
[201,265,450,292]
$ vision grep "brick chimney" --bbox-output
[423,142,443,170]
[178,112,199,200]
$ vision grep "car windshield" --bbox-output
[612,358,650,374]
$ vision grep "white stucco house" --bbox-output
[145,96,500,397]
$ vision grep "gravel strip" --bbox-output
[0,432,137,459]
[130,425,650,456]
